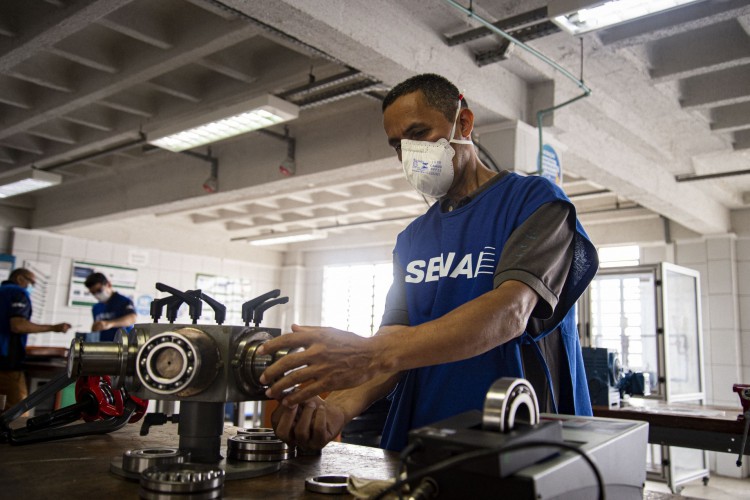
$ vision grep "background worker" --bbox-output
[84,272,136,342]
[0,268,71,409]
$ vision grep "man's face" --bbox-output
[18,273,36,288]
[383,91,456,163]
[87,282,111,296]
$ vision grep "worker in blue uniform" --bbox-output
[258,74,599,451]
[0,268,70,409]
[84,272,136,342]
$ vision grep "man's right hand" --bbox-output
[271,396,346,451]
[54,323,71,333]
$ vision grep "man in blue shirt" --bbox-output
[0,268,71,409]
[258,74,598,451]
[84,272,136,342]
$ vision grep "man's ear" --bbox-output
[458,108,474,139]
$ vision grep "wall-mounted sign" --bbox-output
[68,260,137,307]
[23,260,52,323]
[540,144,562,187]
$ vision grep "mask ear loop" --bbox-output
[450,92,473,145]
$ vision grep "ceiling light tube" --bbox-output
[550,0,702,35]
[149,94,300,152]
[0,168,62,198]
[247,230,327,246]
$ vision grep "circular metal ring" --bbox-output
[305,475,349,495]
[236,427,275,437]
[136,332,197,395]
[140,463,224,494]
[482,378,540,433]
[228,435,289,451]
[228,448,296,462]
[122,448,190,475]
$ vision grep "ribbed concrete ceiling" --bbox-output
[1,0,749,254]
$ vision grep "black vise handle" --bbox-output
[155,283,202,324]
[242,289,280,326]
[150,295,176,323]
[165,295,185,323]
[165,290,200,323]
[198,291,227,325]
[254,297,289,327]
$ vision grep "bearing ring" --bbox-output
[305,475,349,495]
[139,463,224,499]
[227,434,295,462]
[122,448,190,475]
[135,329,219,397]
[482,378,540,433]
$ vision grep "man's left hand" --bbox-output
[258,324,381,407]
[91,320,110,331]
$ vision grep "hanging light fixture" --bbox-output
[0,168,62,198]
[149,94,299,152]
[550,0,702,35]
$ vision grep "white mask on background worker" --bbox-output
[94,288,112,303]
[399,96,473,198]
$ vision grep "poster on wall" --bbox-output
[195,274,254,325]
[23,260,52,324]
[68,260,138,307]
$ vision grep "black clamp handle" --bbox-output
[155,283,203,324]
[254,297,289,327]
[242,290,280,326]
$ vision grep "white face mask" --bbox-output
[400,98,473,198]
[94,289,112,303]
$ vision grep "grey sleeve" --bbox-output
[494,201,575,321]
[379,254,409,327]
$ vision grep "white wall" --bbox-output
[10,227,286,348]
[0,206,30,254]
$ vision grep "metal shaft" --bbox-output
[177,401,225,463]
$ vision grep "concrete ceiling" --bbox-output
[1,0,749,255]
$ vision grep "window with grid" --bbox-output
[320,262,393,337]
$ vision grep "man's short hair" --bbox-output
[9,268,31,284]
[382,73,465,121]
[84,272,109,289]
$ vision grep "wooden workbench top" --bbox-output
[0,421,398,499]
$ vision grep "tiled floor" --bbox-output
[647,476,750,499]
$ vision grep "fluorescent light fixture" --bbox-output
[247,230,327,246]
[0,168,62,198]
[149,94,299,152]
[551,0,701,35]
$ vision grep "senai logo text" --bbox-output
[405,247,496,283]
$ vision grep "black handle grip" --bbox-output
[198,291,227,325]
[155,283,202,323]
[254,297,289,327]
[242,289,280,326]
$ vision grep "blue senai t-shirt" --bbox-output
[92,291,135,341]
[380,172,598,451]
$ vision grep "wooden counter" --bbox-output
[0,416,681,499]
[0,420,398,499]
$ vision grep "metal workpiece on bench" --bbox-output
[67,323,294,402]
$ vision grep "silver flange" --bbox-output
[482,378,540,433]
